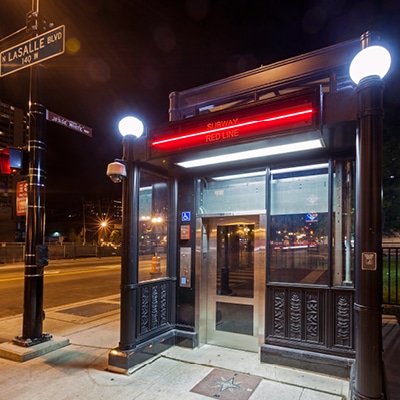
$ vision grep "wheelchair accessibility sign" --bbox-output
[181,211,191,222]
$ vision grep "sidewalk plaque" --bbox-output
[0,25,65,77]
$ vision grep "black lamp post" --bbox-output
[106,116,144,373]
[13,0,51,347]
[350,32,391,400]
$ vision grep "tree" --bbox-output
[110,229,121,245]
[68,228,82,244]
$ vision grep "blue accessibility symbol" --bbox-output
[181,211,191,222]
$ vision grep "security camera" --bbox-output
[106,161,127,183]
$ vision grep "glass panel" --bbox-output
[217,224,254,297]
[269,165,329,284]
[332,160,355,286]
[138,171,168,281]
[198,174,265,215]
[216,302,253,335]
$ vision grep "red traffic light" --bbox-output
[0,147,11,174]
[0,147,24,174]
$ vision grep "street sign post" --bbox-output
[0,25,65,77]
[46,110,93,137]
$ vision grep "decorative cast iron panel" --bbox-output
[289,290,302,339]
[272,288,323,343]
[335,293,352,348]
[305,291,319,342]
[273,289,285,337]
[141,286,150,334]
[151,285,158,329]
[139,281,169,335]
[267,285,354,354]
[160,283,167,324]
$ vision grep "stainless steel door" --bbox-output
[200,215,265,352]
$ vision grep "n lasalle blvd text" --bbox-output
[1,30,63,67]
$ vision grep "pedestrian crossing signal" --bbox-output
[0,147,25,174]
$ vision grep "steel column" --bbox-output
[353,74,385,400]
[14,0,51,346]
[118,136,140,350]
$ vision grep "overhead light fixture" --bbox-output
[176,138,324,168]
[271,163,329,175]
[212,170,266,181]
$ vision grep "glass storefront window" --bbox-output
[269,164,329,284]
[198,174,266,215]
[138,171,168,281]
[332,160,355,286]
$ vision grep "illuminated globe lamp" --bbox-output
[350,32,391,400]
[107,115,145,372]
[349,44,391,85]
[118,115,144,139]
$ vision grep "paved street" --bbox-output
[0,257,121,317]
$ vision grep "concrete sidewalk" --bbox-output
[0,296,349,400]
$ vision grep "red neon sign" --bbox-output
[149,88,320,156]
[152,107,314,152]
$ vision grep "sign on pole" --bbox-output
[16,180,28,217]
[46,110,93,137]
[0,25,65,77]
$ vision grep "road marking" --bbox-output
[0,265,120,282]
[43,266,120,277]
[0,276,23,283]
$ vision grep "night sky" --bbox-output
[0,1,399,222]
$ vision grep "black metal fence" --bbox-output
[383,246,400,306]
[0,242,120,264]
[0,243,24,263]
[1,242,399,307]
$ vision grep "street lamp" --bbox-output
[106,115,144,373]
[99,220,108,244]
[350,32,391,400]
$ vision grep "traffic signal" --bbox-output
[36,244,49,268]
[26,11,54,34]
[0,147,26,174]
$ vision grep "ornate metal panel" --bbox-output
[272,288,285,338]
[333,290,353,349]
[267,285,354,354]
[305,290,320,343]
[139,280,169,336]
[141,286,150,334]
[289,290,302,340]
